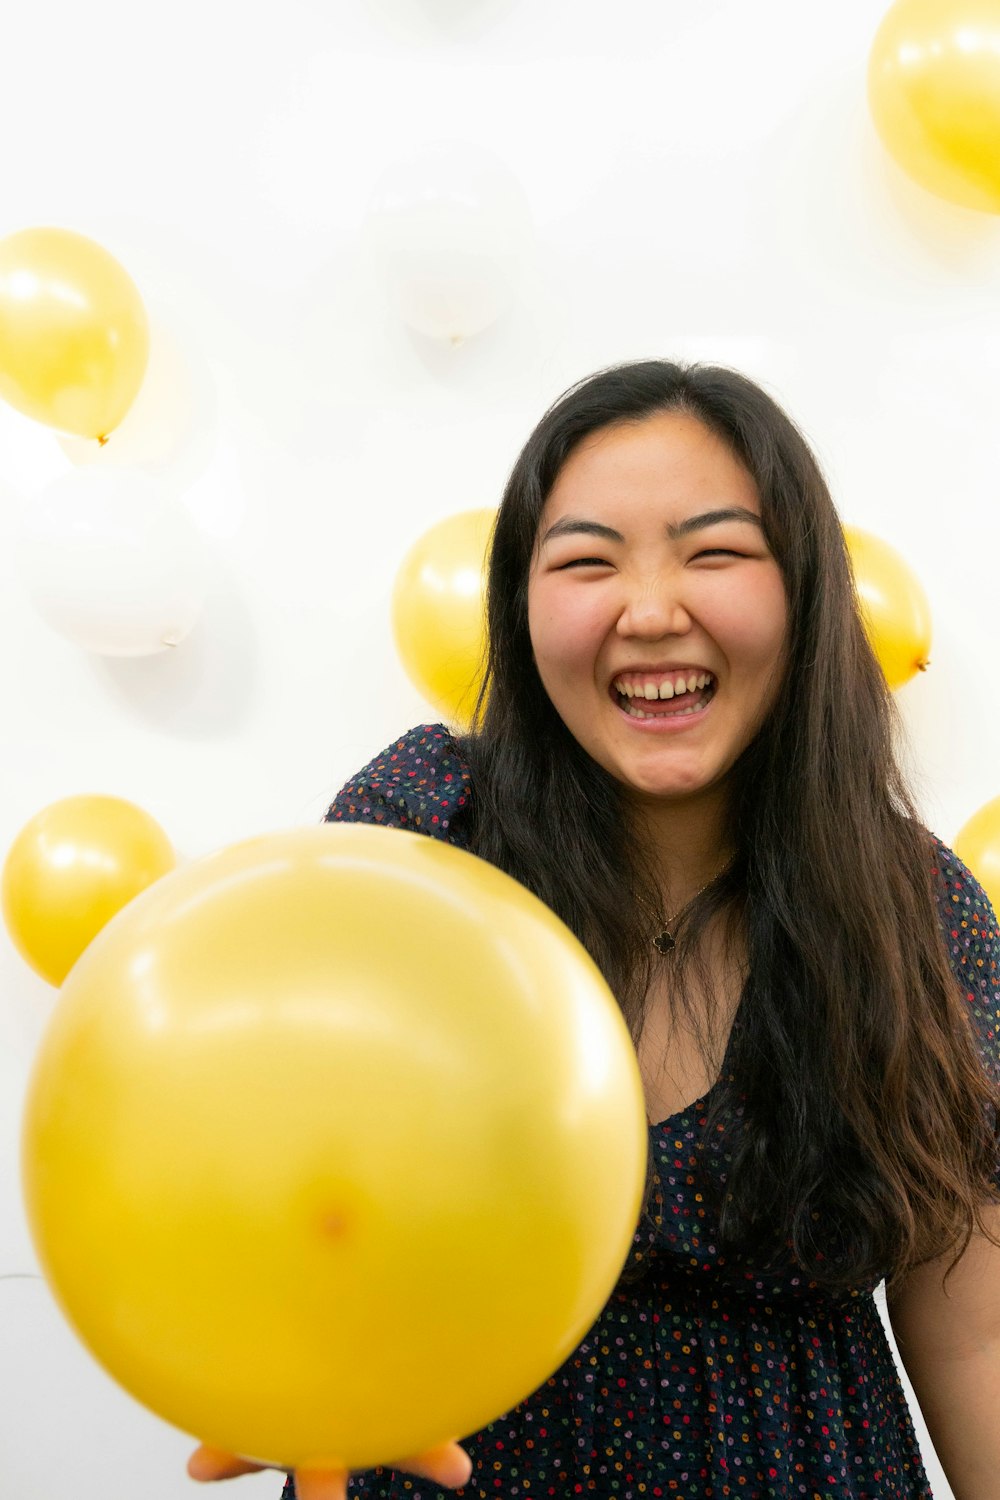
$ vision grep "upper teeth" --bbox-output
[613,671,714,700]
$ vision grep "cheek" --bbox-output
[715,575,788,669]
[528,584,609,683]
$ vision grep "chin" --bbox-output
[621,759,715,797]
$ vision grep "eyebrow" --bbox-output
[540,507,765,546]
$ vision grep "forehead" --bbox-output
[543,410,760,518]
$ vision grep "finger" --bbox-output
[294,1470,349,1500]
[393,1442,473,1489]
[187,1444,267,1481]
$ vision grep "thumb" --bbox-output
[394,1441,473,1488]
[187,1444,269,1481]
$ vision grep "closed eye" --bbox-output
[558,549,745,568]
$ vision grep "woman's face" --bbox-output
[526,410,790,804]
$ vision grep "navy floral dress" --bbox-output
[282,723,1000,1500]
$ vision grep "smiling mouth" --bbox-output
[612,681,717,718]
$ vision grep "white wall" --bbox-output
[2,0,999,1494]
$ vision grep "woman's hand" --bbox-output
[187,1440,473,1499]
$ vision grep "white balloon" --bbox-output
[14,470,214,656]
[363,139,535,342]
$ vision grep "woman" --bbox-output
[190,360,1000,1499]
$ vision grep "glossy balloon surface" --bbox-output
[22,823,648,1470]
[954,798,1000,918]
[0,227,149,438]
[392,508,495,727]
[869,0,1000,212]
[844,526,932,690]
[2,795,174,985]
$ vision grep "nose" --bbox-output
[615,579,693,640]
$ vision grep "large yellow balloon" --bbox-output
[954,797,1000,919]
[391,508,495,728]
[868,0,1000,213]
[21,822,647,1472]
[844,526,932,690]
[0,227,149,439]
[2,795,174,986]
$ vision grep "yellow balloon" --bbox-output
[844,526,932,690]
[868,0,1000,213]
[0,227,149,439]
[954,797,1000,918]
[21,823,647,1471]
[391,508,495,729]
[2,795,174,986]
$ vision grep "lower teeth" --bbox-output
[620,690,712,720]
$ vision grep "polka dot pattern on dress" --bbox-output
[278,723,1000,1499]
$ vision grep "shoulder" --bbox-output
[927,831,999,953]
[323,723,473,847]
[927,831,1000,1083]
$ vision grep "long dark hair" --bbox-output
[456,358,1000,1299]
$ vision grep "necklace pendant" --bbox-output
[653,930,676,954]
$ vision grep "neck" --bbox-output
[625,787,735,915]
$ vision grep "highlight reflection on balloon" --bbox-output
[22,823,647,1471]
[2,795,175,986]
[844,526,932,690]
[392,507,495,727]
[0,227,149,439]
[868,0,1000,213]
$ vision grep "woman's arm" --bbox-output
[887,1205,1000,1500]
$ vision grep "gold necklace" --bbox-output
[636,853,737,954]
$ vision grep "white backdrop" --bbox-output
[2,0,999,1495]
